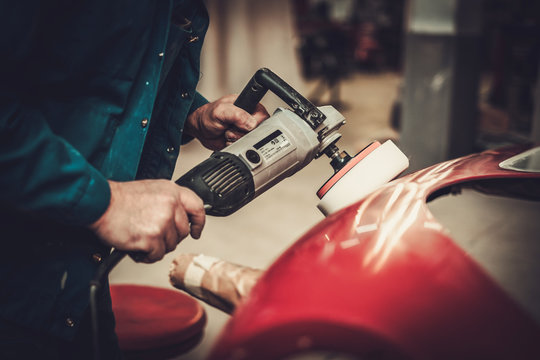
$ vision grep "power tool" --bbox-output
[176,67,353,215]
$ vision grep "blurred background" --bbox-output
[110,0,540,358]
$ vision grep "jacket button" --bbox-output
[92,253,103,263]
[187,35,199,43]
[158,52,164,58]
[141,118,149,128]
[65,318,75,327]
[166,146,175,153]
[180,92,189,99]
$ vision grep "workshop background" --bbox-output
[110,0,540,359]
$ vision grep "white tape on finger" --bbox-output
[193,254,220,271]
[184,254,220,298]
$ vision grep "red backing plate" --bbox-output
[317,141,381,199]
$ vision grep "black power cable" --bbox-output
[89,250,127,360]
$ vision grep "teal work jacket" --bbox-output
[0,0,208,339]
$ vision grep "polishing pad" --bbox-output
[110,284,206,352]
[317,140,409,216]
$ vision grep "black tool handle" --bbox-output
[233,68,326,129]
[233,69,270,114]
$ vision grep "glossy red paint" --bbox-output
[210,146,540,360]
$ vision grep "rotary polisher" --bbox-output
[176,68,353,215]
[176,67,409,216]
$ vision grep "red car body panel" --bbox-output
[210,146,540,360]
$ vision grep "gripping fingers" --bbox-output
[176,187,206,239]
[186,198,205,239]
[173,207,191,243]
[188,210,205,239]
[224,128,246,143]
[143,240,166,263]
[164,221,181,253]
[253,103,270,123]
[215,104,257,133]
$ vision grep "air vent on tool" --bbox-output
[203,158,248,197]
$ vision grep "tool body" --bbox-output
[176,68,350,216]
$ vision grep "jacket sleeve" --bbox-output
[190,91,209,113]
[0,102,111,226]
[0,2,110,226]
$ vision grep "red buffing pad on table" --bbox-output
[110,284,206,354]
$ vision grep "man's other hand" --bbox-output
[185,94,269,150]
[89,180,205,263]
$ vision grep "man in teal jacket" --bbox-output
[0,0,268,358]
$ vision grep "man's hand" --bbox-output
[89,180,205,263]
[185,94,269,150]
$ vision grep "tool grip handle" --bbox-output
[233,69,270,113]
[233,68,325,129]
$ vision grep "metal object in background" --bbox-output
[400,0,483,172]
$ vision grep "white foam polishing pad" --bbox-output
[317,140,409,216]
